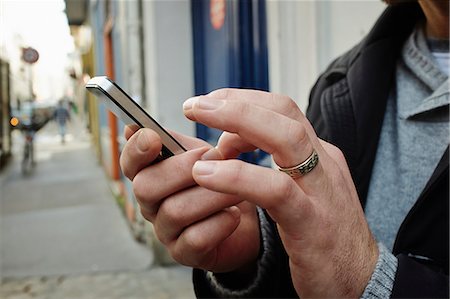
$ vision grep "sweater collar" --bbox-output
[400,24,449,119]
[402,23,448,91]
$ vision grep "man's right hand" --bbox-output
[119,127,261,273]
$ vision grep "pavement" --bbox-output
[0,117,195,298]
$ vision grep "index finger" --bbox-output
[186,97,315,169]
[184,89,322,158]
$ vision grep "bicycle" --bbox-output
[10,113,49,176]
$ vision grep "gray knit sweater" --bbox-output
[363,23,449,298]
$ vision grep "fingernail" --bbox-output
[183,97,197,110]
[137,131,149,152]
[193,161,217,176]
[183,97,225,111]
[197,98,225,110]
[200,147,223,161]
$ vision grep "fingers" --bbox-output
[132,147,210,220]
[121,127,211,222]
[121,121,263,273]
[120,129,163,180]
[216,132,257,159]
[168,201,260,272]
[183,89,329,190]
[169,206,241,270]
[192,159,316,231]
[195,88,304,124]
[121,127,212,181]
[155,188,243,244]
[186,88,324,152]
[185,95,316,170]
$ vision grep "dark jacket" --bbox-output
[194,3,449,298]
[307,2,448,298]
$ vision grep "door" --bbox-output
[191,0,270,166]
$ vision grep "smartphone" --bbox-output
[86,76,186,161]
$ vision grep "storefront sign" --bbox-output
[22,47,39,64]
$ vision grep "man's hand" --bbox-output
[183,88,379,298]
[120,126,261,273]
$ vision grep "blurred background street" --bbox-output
[0,117,195,298]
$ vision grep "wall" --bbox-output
[90,0,113,178]
[141,0,195,137]
[267,0,386,111]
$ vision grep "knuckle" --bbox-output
[271,173,314,218]
[323,141,348,166]
[159,200,187,233]
[332,145,347,164]
[184,232,209,254]
[169,231,208,266]
[169,246,183,264]
[281,96,301,118]
[139,206,155,223]
[271,173,297,204]
[132,172,149,202]
[119,154,133,180]
[153,224,171,246]
[270,93,302,119]
[286,120,308,149]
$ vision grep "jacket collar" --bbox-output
[321,3,427,204]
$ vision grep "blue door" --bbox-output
[191,0,270,165]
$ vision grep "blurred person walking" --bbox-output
[13,109,49,174]
[53,99,71,144]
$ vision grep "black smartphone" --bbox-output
[86,76,186,161]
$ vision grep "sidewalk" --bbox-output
[0,117,195,298]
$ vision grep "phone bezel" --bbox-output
[86,76,186,156]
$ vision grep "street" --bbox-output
[0,117,195,299]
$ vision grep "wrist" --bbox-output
[354,236,380,297]
[361,243,398,299]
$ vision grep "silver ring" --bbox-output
[278,150,319,179]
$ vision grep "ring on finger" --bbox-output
[278,149,319,179]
